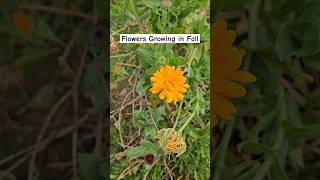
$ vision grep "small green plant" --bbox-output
[110,0,210,179]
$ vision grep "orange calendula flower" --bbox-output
[211,19,257,125]
[12,9,32,35]
[150,65,189,103]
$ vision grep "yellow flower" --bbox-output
[156,128,186,156]
[113,64,121,75]
[12,9,32,35]
[150,65,189,103]
[211,19,257,125]
[70,1,81,13]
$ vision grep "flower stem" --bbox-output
[111,52,133,59]
[129,0,146,33]
[178,111,196,133]
[172,98,184,130]
[187,46,197,77]
[243,0,261,71]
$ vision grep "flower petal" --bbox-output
[226,71,257,82]
[212,93,236,120]
[214,80,247,97]
[12,10,32,35]
[212,19,227,39]
[212,47,244,79]
[159,91,166,99]
[212,19,236,48]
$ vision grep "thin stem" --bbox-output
[243,0,261,71]
[172,98,184,130]
[129,0,146,33]
[187,47,197,77]
[252,155,274,180]
[145,95,159,131]
[18,3,97,24]
[143,160,158,180]
[253,87,286,179]
[111,52,134,59]
[118,90,134,148]
[178,111,196,133]
[213,120,234,180]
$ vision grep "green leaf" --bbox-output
[193,112,205,128]
[141,0,161,7]
[144,126,156,137]
[296,23,320,56]
[91,84,106,112]
[34,18,65,46]
[126,141,158,159]
[94,0,108,18]
[285,123,320,138]
[250,90,283,138]
[288,147,304,168]
[79,153,105,180]
[136,77,146,96]
[222,160,256,178]
[184,125,199,139]
[99,162,107,178]
[153,106,164,122]
[237,141,275,155]
[270,158,290,180]
[236,162,261,180]
[0,25,44,46]
[146,67,156,76]
[275,14,296,61]
[12,48,59,69]
[81,60,106,112]
[174,0,200,18]
[137,47,154,67]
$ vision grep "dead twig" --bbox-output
[116,63,140,68]
[28,91,72,180]
[47,161,73,169]
[18,4,98,24]
[117,90,134,148]
[58,29,80,79]
[0,111,93,179]
[145,95,159,131]
[0,146,33,167]
[110,96,142,115]
[116,159,144,180]
[163,159,174,179]
[94,113,103,156]
[72,46,88,178]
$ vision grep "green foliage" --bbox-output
[213,0,320,179]
[81,59,107,112]
[174,127,210,179]
[79,153,105,180]
[111,0,210,179]
[126,140,159,159]
[0,0,106,178]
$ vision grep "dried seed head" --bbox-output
[161,0,173,7]
[156,128,186,156]
[110,40,120,53]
